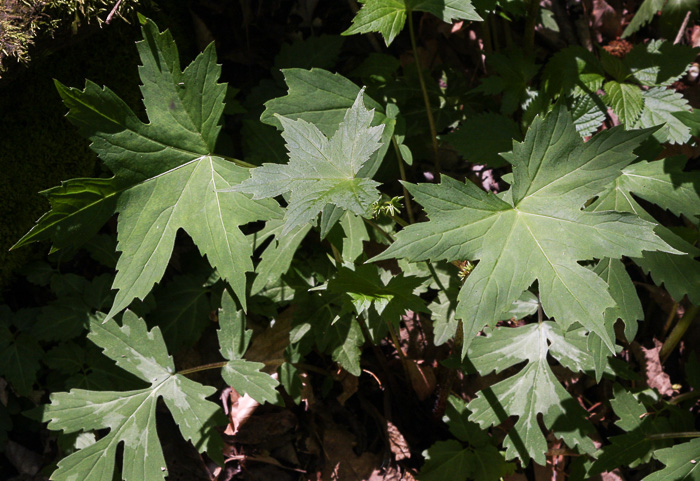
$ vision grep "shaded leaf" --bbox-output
[217,291,279,404]
[467,322,596,465]
[43,312,224,481]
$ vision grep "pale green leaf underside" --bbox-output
[592,157,700,304]
[467,322,595,465]
[229,91,384,235]
[634,87,692,144]
[44,313,222,481]
[373,105,674,355]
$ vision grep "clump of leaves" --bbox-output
[6,3,700,481]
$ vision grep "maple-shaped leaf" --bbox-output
[373,104,676,354]
[43,312,224,481]
[228,90,385,235]
[589,384,679,476]
[343,0,481,46]
[643,438,700,481]
[420,395,515,481]
[634,87,692,144]
[603,80,644,125]
[217,291,279,404]
[328,264,427,326]
[591,156,700,304]
[13,19,280,315]
[466,322,596,465]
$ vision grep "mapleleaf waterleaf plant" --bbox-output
[10,7,700,481]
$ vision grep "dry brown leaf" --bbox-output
[321,426,380,481]
[631,340,675,396]
[589,0,622,41]
[406,359,436,401]
[223,387,260,435]
[386,421,410,461]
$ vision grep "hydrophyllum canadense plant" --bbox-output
[7,5,700,480]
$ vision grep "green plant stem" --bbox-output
[219,154,257,169]
[670,389,700,406]
[407,9,441,177]
[660,304,699,363]
[645,432,700,441]
[363,218,395,242]
[661,301,678,338]
[178,361,228,377]
[391,136,415,224]
[524,0,540,52]
[391,214,408,228]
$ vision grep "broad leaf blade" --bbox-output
[373,105,674,354]
[231,91,384,234]
[44,313,224,481]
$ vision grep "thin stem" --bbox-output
[670,389,700,406]
[645,432,700,441]
[391,137,416,224]
[674,10,692,45]
[219,154,257,169]
[407,10,441,177]
[363,217,395,242]
[179,361,228,377]
[480,14,493,58]
[661,302,678,338]
[524,0,540,52]
[391,214,408,228]
[660,304,699,363]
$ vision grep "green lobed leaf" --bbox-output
[343,0,481,46]
[541,46,605,98]
[250,220,312,296]
[340,212,370,263]
[229,90,385,235]
[603,80,644,125]
[13,19,281,316]
[589,385,674,475]
[328,264,427,325]
[591,157,700,304]
[261,68,395,182]
[43,312,224,481]
[621,0,665,37]
[625,40,700,87]
[643,438,700,481]
[217,291,279,404]
[149,275,212,352]
[634,87,692,144]
[373,104,675,355]
[466,322,596,465]
[673,109,700,137]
